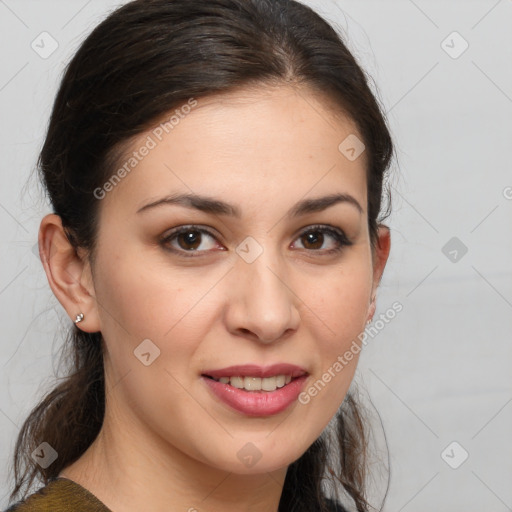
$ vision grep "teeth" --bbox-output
[211,374,294,392]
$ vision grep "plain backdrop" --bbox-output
[0,1,511,510]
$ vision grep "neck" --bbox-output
[59,401,287,512]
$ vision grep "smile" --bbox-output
[204,374,293,392]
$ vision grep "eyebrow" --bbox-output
[136,192,363,217]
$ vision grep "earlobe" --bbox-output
[38,214,101,333]
[367,295,376,323]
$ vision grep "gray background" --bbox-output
[1,0,511,510]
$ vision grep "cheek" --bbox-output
[94,248,209,340]
[92,249,226,391]
[92,254,211,428]
[304,259,372,339]
[298,257,371,405]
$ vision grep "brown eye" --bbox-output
[161,226,222,256]
[301,231,324,250]
[292,225,352,254]
[176,230,202,250]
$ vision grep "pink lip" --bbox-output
[201,363,307,379]
[201,374,308,417]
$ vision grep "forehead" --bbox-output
[182,84,359,142]
[99,84,367,216]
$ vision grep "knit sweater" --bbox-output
[4,477,349,511]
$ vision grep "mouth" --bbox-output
[200,365,309,417]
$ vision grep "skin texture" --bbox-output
[39,85,390,512]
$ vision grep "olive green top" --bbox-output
[4,477,112,512]
[4,476,348,511]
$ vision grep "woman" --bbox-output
[5,0,394,510]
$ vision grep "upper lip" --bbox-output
[202,364,308,379]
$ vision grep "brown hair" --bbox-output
[9,1,393,510]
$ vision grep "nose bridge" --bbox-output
[227,241,300,342]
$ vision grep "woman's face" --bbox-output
[87,85,389,474]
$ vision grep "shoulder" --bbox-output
[3,478,111,512]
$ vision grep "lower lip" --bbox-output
[201,375,308,417]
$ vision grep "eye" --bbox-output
[160,224,352,257]
[160,226,223,256]
[291,225,352,254]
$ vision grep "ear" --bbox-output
[38,214,101,333]
[367,225,391,320]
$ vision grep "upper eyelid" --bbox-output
[162,225,221,242]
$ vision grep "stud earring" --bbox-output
[74,313,84,324]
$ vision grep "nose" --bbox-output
[223,249,300,344]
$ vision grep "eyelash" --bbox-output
[160,224,353,258]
